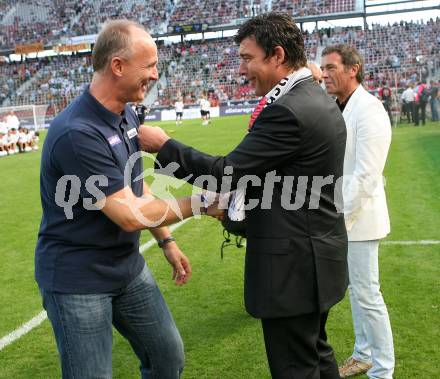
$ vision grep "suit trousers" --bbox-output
[261,311,340,379]
[414,101,427,125]
[348,240,394,379]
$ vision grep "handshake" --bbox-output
[200,190,245,220]
[200,191,228,220]
[137,124,246,231]
[200,190,246,237]
[200,191,247,238]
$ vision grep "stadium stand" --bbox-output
[272,0,355,17]
[0,0,79,49]
[157,38,242,105]
[169,0,248,27]
[153,20,438,106]
[156,30,319,105]
[5,55,93,111]
[0,0,438,118]
[71,0,172,37]
[0,0,173,50]
[324,20,440,89]
[0,42,177,109]
[0,60,48,105]
[0,0,360,50]
[1,19,438,109]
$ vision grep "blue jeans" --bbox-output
[348,240,394,379]
[430,98,439,121]
[40,265,184,379]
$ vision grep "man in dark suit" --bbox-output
[138,12,347,379]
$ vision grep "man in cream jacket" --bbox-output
[321,45,394,379]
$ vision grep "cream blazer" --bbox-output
[342,85,391,241]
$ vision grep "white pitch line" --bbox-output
[383,240,440,245]
[0,311,47,351]
[0,218,191,352]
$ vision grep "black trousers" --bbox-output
[403,101,414,123]
[261,311,340,379]
[414,102,427,125]
[383,102,392,124]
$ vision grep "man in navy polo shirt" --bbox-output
[35,20,214,379]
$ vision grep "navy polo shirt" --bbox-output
[35,89,145,293]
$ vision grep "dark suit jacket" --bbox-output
[156,79,348,319]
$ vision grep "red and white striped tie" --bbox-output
[248,97,267,131]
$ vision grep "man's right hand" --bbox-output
[202,193,229,220]
[206,201,226,221]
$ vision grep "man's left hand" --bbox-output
[162,242,192,285]
[138,125,170,153]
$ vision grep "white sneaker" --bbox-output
[339,357,373,378]
[25,147,32,152]
[33,146,39,151]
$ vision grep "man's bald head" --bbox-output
[92,20,151,72]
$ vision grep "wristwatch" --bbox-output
[157,236,176,248]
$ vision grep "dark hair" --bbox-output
[234,12,307,70]
[92,20,145,72]
[321,44,364,83]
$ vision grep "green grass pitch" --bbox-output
[0,115,439,378]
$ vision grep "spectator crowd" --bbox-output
[0,0,438,124]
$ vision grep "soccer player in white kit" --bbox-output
[199,95,210,125]
[175,97,184,125]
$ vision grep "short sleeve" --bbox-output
[52,129,126,199]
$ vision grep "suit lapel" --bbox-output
[342,85,363,119]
